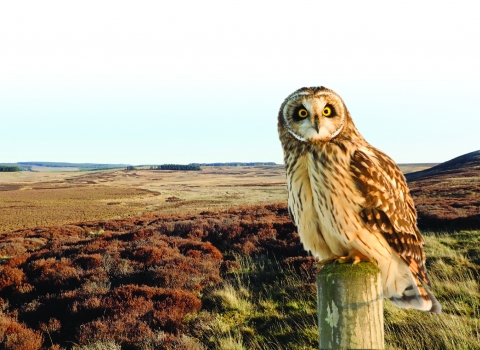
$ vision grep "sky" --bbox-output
[1,0,479,165]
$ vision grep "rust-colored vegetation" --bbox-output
[406,150,480,230]
[0,203,312,349]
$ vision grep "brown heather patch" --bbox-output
[0,203,312,349]
[408,173,480,230]
[0,315,44,350]
[0,202,479,349]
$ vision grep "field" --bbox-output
[0,166,287,233]
[0,164,433,234]
[0,160,479,350]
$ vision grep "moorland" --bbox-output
[0,153,479,350]
[0,163,436,234]
[0,165,288,234]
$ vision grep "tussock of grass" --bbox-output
[87,229,105,236]
[217,334,246,350]
[189,256,319,349]
[209,283,252,314]
[72,341,122,350]
[385,230,480,349]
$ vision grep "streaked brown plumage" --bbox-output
[278,86,441,313]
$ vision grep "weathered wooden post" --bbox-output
[316,262,384,350]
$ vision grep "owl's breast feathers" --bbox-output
[349,146,430,286]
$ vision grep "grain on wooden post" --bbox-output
[316,262,384,350]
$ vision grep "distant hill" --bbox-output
[405,150,480,181]
[0,162,279,172]
[405,150,480,230]
[14,162,130,171]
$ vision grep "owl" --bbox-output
[278,86,441,313]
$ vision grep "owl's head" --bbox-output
[278,86,353,143]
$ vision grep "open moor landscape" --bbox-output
[0,150,479,349]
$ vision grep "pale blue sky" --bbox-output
[1,1,479,165]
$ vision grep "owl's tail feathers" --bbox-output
[388,274,442,314]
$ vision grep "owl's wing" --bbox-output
[287,205,297,226]
[350,147,430,286]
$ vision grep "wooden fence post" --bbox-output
[316,262,384,349]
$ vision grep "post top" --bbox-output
[317,261,381,278]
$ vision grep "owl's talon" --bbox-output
[317,255,341,267]
[352,256,362,265]
[337,250,371,265]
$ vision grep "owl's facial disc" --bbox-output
[283,93,346,142]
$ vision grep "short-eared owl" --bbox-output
[278,86,441,313]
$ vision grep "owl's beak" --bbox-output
[313,116,320,133]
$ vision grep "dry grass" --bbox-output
[0,167,288,233]
[72,341,122,350]
[384,231,480,349]
[189,255,319,350]
[0,186,156,232]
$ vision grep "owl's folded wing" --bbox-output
[349,147,430,286]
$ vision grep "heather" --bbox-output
[1,203,479,349]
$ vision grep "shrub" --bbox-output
[0,315,43,350]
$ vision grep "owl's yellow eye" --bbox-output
[298,108,309,118]
[322,106,332,117]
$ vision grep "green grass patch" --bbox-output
[188,231,480,349]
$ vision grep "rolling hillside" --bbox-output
[406,150,480,229]
[405,150,480,180]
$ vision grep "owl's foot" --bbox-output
[337,249,371,265]
[317,255,341,267]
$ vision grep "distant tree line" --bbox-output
[126,166,137,171]
[0,166,20,172]
[151,164,201,171]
